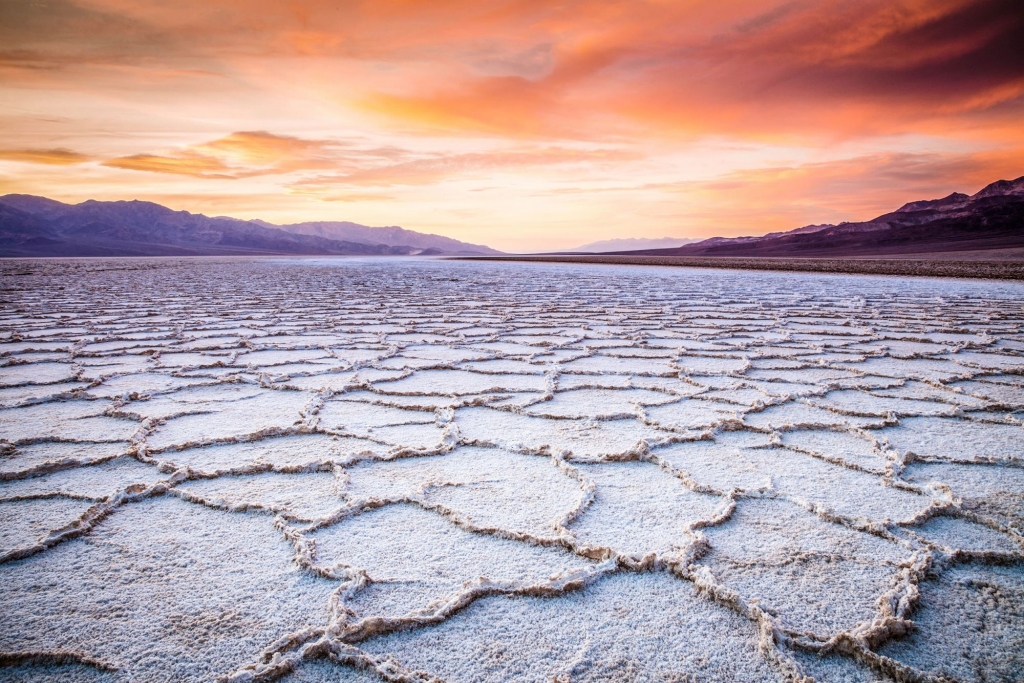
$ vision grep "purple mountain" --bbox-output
[594,176,1024,258]
[0,195,501,257]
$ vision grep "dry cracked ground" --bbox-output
[1,257,1022,683]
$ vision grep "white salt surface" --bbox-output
[0,257,1022,682]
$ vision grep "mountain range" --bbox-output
[0,195,500,257]
[3,176,1022,260]
[595,176,1024,259]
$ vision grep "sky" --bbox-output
[1,0,1022,252]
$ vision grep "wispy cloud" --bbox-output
[103,131,638,192]
[296,147,640,188]
[0,147,91,165]
[103,152,236,178]
[102,131,360,179]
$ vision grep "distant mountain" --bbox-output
[603,176,1024,258]
[563,237,700,253]
[278,221,498,255]
[0,195,501,257]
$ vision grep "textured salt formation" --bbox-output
[0,257,1022,682]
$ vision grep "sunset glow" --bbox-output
[2,0,1022,251]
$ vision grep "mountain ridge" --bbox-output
[0,195,501,257]
[594,176,1024,259]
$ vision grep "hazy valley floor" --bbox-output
[1,257,1023,682]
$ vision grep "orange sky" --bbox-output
[1,0,1022,252]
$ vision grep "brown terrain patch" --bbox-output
[455,254,1024,280]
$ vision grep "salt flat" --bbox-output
[1,257,1022,683]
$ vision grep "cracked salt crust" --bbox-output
[1,497,337,681]
[0,257,1022,682]
[361,572,779,682]
[0,362,77,386]
[698,496,916,636]
[878,416,1024,461]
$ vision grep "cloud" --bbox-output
[0,0,180,73]
[100,130,633,188]
[102,152,236,178]
[101,131,365,179]
[193,131,344,168]
[710,0,1024,110]
[4,1,1023,140]
[352,0,1024,139]
[295,147,640,188]
[0,148,91,165]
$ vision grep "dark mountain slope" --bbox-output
[607,176,1024,258]
[0,196,499,257]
